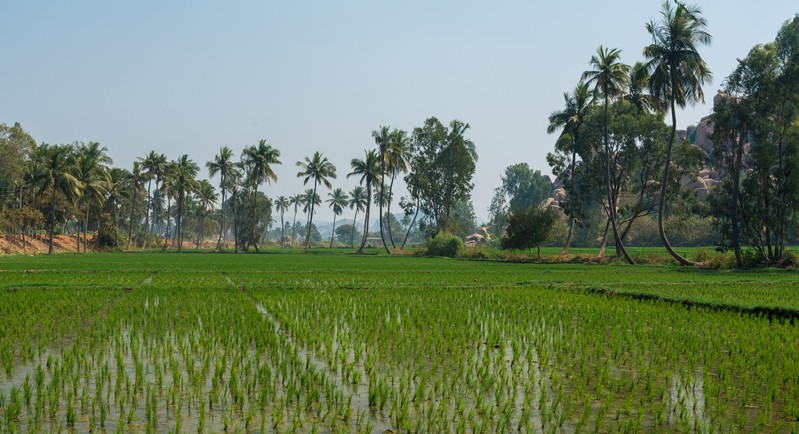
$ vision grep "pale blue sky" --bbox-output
[2,1,796,221]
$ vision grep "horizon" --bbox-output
[2,1,796,222]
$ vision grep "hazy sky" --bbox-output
[2,1,796,222]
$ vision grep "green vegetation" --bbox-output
[1,252,798,432]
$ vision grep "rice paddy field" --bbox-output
[1,251,799,433]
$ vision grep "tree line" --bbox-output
[0,117,478,255]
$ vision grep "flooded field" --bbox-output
[1,253,798,432]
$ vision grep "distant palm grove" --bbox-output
[1,2,798,267]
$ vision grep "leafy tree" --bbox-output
[335,223,360,246]
[450,199,476,239]
[37,144,82,254]
[242,140,281,252]
[644,0,712,265]
[501,207,558,259]
[297,152,336,250]
[546,82,592,253]
[583,45,635,264]
[0,123,36,210]
[327,188,348,247]
[5,206,44,249]
[73,142,111,252]
[406,117,477,236]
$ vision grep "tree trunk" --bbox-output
[84,204,90,253]
[731,123,746,267]
[127,188,138,249]
[280,211,285,248]
[658,85,695,266]
[597,218,610,258]
[401,198,420,249]
[603,94,634,264]
[176,191,183,252]
[329,214,337,248]
[350,208,359,249]
[386,173,397,248]
[252,186,260,252]
[144,179,152,248]
[560,217,575,255]
[48,183,57,255]
[216,185,226,250]
[163,195,171,251]
[232,190,239,253]
[291,206,298,247]
[378,159,390,254]
[357,186,371,254]
[305,184,318,251]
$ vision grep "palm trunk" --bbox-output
[163,195,171,250]
[48,182,57,254]
[401,198,420,249]
[561,135,580,255]
[305,184,318,251]
[378,157,390,254]
[386,173,397,248]
[113,199,120,251]
[84,204,90,253]
[176,192,183,252]
[329,214,337,248]
[350,208,359,249]
[357,186,372,254]
[280,211,285,248]
[144,179,152,248]
[731,123,746,267]
[658,91,694,266]
[232,189,239,253]
[216,185,226,250]
[127,188,138,249]
[252,186,260,252]
[291,206,298,247]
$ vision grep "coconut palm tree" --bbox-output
[126,161,150,249]
[385,129,410,248]
[241,140,281,252]
[73,142,112,252]
[348,149,380,254]
[139,151,166,248]
[38,144,82,254]
[582,45,635,264]
[105,167,130,250]
[275,196,290,247]
[644,0,712,266]
[301,188,321,243]
[327,188,348,248]
[347,186,366,248]
[371,126,392,253]
[296,152,337,250]
[194,179,217,249]
[627,61,656,114]
[206,146,238,250]
[547,82,593,254]
[171,155,200,252]
[289,193,304,247]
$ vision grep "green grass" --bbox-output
[0,251,798,432]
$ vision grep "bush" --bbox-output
[425,232,463,258]
[500,207,557,258]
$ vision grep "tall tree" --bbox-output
[172,155,200,252]
[406,117,477,236]
[644,0,712,266]
[547,82,593,254]
[0,123,36,210]
[241,140,281,252]
[106,167,130,251]
[583,45,635,264]
[372,126,392,253]
[296,152,336,250]
[348,149,380,253]
[194,179,217,249]
[139,151,166,249]
[38,144,82,254]
[347,186,367,248]
[327,188,348,248]
[275,196,290,247]
[289,193,304,247]
[207,146,238,250]
[73,142,111,252]
[385,129,410,248]
[126,161,150,249]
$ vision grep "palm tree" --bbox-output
[73,142,112,252]
[241,140,281,252]
[172,155,200,252]
[347,186,366,248]
[106,167,130,250]
[644,0,712,266]
[385,129,410,248]
[206,146,238,250]
[126,161,150,249]
[348,149,380,254]
[228,165,244,253]
[372,126,392,254]
[296,152,337,251]
[139,151,166,248]
[38,145,82,254]
[327,188,349,248]
[275,196,290,247]
[194,179,217,249]
[289,193,304,247]
[160,162,178,250]
[582,45,635,264]
[547,82,593,254]
[627,62,656,114]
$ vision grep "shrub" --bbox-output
[425,232,463,258]
[500,207,557,259]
